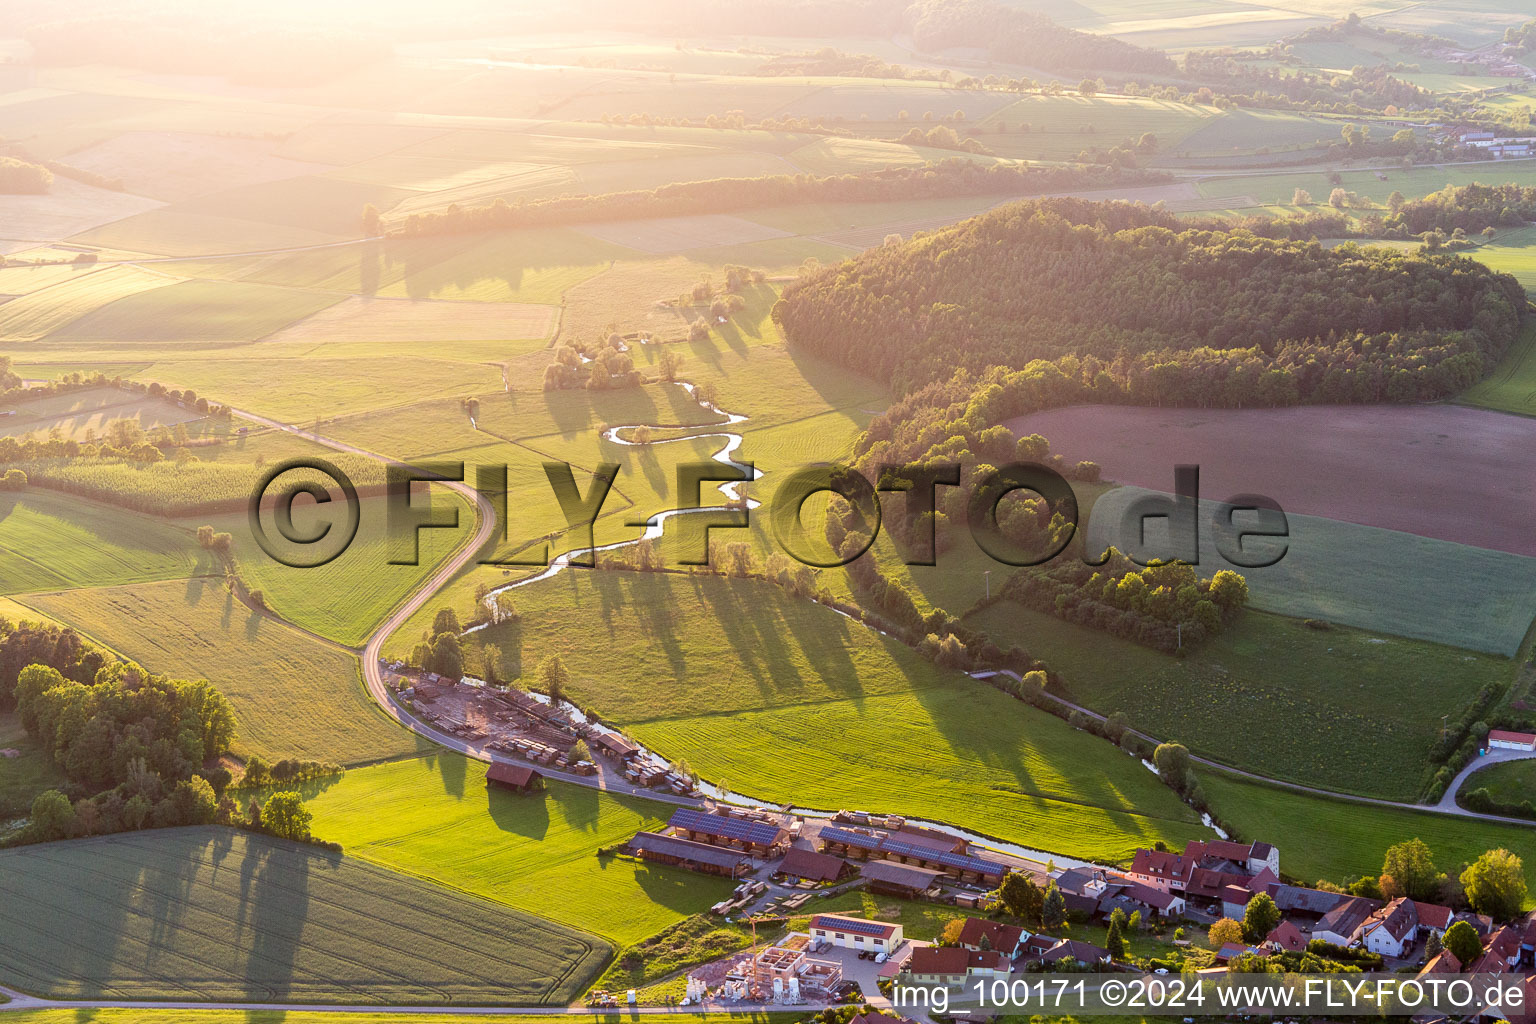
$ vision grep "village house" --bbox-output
[1125,839,1278,897]
[1263,920,1308,953]
[1312,896,1382,947]
[808,914,903,953]
[957,918,1027,958]
[1040,938,1112,967]
[1359,897,1420,958]
[902,947,1009,988]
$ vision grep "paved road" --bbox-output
[1434,748,1536,812]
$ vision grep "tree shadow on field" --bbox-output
[486,782,551,841]
[630,861,723,913]
[547,777,601,834]
[240,837,310,1001]
[435,750,466,800]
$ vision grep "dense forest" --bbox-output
[772,197,1529,398]
[389,160,1164,236]
[1387,184,1536,236]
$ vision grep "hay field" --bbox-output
[20,580,427,765]
[0,492,203,594]
[46,280,344,343]
[0,828,606,1004]
[260,295,556,344]
[0,266,176,341]
[305,754,736,946]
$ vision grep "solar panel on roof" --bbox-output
[812,915,891,937]
[820,826,1004,876]
[668,807,783,846]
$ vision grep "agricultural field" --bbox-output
[1195,160,1536,209]
[1201,771,1536,896]
[1468,225,1536,293]
[0,266,176,341]
[966,604,1506,801]
[18,579,427,766]
[261,296,557,345]
[0,827,606,1004]
[47,280,344,343]
[0,491,205,594]
[303,754,734,946]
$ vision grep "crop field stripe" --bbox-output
[0,828,604,1003]
[8,842,466,1000]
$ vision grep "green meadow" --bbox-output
[303,754,734,946]
[0,492,205,594]
[467,570,1208,862]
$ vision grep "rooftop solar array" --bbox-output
[820,826,1006,878]
[669,807,784,846]
[811,914,893,937]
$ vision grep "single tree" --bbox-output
[28,790,76,841]
[998,870,1043,926]
[1106,918,1126,960]
[940,918,966,946]
[1442,920,1483,965]
[1042,882,1067,929]
[1242,892,1282,943]
[539,654,571,706]
[569,739,591,763]
[1154,742,1192,792]
[1462,849,1528,920]
[1382,838,1443,902]
[1208,917,1244,946]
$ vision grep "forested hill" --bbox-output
[771,198,1529,401]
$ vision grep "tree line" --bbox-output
[387,160,1165,236]
[0,156,52,195]
[772,196,1528,399]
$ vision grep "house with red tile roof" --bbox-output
[957,918,1026,958]
[1419,949,1462,976]
[903,947,1009,987]
[1263,920,1307,953]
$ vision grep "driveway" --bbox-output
[1433,747,1536,811]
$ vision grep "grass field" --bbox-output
[374,229,636,305]
[216,489,478,647]
[1460,758,1536,806]
[0,827,606,1004]
[0,266,175,341]
[47,280,344,343]
[1469,225,1536,293]
[0,711,67,819]
[0,492,205,594]
[967,604,1506,801]
[976,95,1214,159]
[1197,161,1536,209]
[465,570,1207,862]
[1460,323,1536,417]
[303,754,735,946]
[20,579,426,766]
[261,296,557,344]
[1202,771,1536,897]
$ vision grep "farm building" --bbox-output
[1312,896,1382,946]
[777,847,853,884]
[1488,730,1536,751]
[808,913,902,952]
[817,825,1005,884]
[485,763,543,793]
[668,807,789,855]
[625,831,752,878]
[858,859,945,900]
[591,731,641,761]
[901,947,1008,987]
